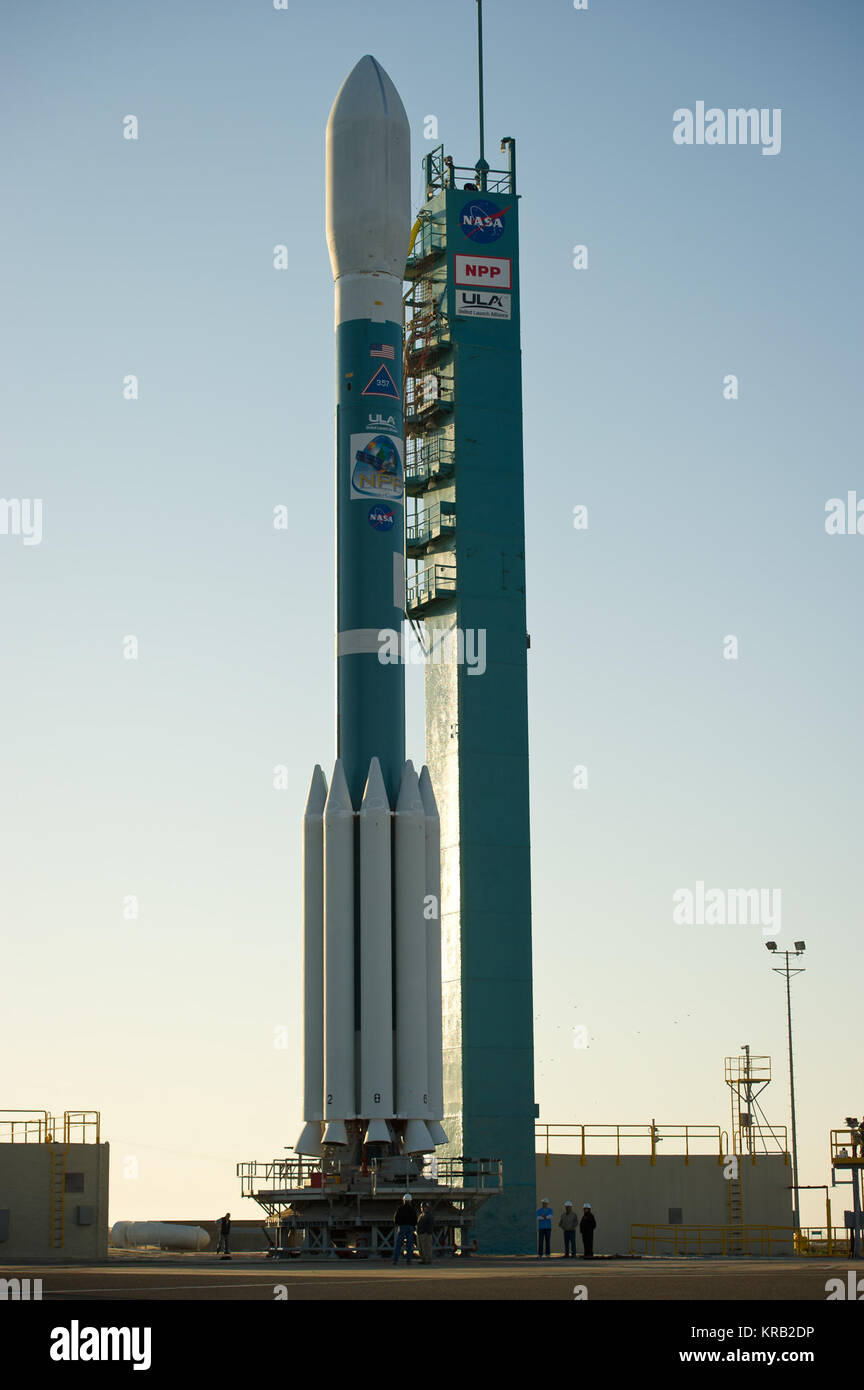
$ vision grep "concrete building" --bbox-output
[535,1116,794,1257]
[0,1110,108,1260]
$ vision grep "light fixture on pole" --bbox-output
[765,941,806,1229]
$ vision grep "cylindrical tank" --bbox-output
[110,1221,209,1252]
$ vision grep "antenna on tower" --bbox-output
[475,0,489,190]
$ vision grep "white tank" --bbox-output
[110,1221,209,1252]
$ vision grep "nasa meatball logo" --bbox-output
[368,504,395,533]
[460,198,509,244]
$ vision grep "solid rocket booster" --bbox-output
[328,53,409,810]
[295,57,446,1160]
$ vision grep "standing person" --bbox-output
[558,1200,578,1258]
[536,1198,553,1259]
[416,1203,435,1264]
[392,1193,418,1265]
[580,1203,597,1258]
[216,1212,231,1258]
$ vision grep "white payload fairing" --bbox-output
[294,57,447,1161]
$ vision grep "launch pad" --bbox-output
[237,1152,501,1259]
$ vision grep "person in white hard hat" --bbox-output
[392,1193,418,1265]
[580,1203,597,1258]
[558,1199,579,1258]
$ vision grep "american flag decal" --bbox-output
[370,342,395,360]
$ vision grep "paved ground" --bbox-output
[3,1255,857,1300]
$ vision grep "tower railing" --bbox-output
[421,143,515,196]
[407,563,457,611]
[405,435,455,485]
[405,373,453,425]
[407,501,456,548]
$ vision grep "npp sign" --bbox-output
[455,255,512,290]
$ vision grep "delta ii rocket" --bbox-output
[294,57,448,1161]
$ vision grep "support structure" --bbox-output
[404,137,535,1252]
[238,1154,501,1258]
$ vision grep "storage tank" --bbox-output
[110,1220,209,1251]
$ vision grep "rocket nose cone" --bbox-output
[326,55,410,282]
[328,54,406,126]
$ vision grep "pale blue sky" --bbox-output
[1,0,861,1228]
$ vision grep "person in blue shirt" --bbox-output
[536,1199,553,1259]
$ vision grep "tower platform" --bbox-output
[237,1154,501,1258]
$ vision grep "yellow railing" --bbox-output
[0,1110,54,1142]
[631,1223,797,1257]
[724,1055,771,1085]
[0,1109,100,1144]
[537,1122,789,1167]
[796,1227,848,1256]
[63,1111,100,1144]
[538,1123,726,1168]
[830,1128,864,1166]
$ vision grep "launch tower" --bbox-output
[404,130,536,1253]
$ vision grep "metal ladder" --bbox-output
[727,1164,744,1254]
[48,1145,68,1249]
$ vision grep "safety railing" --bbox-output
[422,144,515,196]
[830,1128,864,1166]
[407,502,456,548]
[0,1111,53,1142]
[370,1156,502,1195]
[63,1111,100,1143]
[237,1156,343,1198]
[405,372,453,423]
[237,1154,502,1199]
[407,563,457,611]
[725,1055,772,1085]
[538,1122,729,1167]
[796,1227,850,1256]
[406,217,447,275]
[0,1109,101,1144]
[631,1223,797,1257]
[405,435,455,487]
[405,309,451,361]
[728,1123,789,1162]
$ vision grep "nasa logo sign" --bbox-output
[459,197,508,244]
[368,504,395,533]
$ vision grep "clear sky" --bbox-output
[2,0,861,1231]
